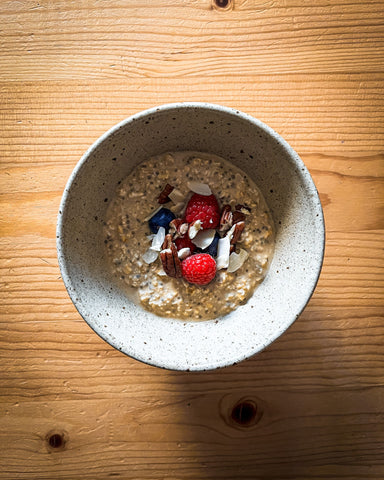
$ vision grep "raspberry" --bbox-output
[181,253,217,285]
[185,194,220,229]
[175,236,196,253]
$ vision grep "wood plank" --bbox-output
[1,75,383,162]
[1,0,383,79]
[0,386,383,479]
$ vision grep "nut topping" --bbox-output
[235,204,251,214]
[229,221,245,245]
[158,183,174,204]
[162,233,173,250]
[169,218,182,235]
[232,210,246,224]
[177,247,191,260]
[160,240,182,278]
[219,204,233,232]
[188,220,202,239]
[169,218,189,238]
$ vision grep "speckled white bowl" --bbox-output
[57,103,324,371]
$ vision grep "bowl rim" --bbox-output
[57,102,325,370]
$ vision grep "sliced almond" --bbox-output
[144,205,163,222]
[216,236,231,270]
[142,248,159,264]
[169,202,185,215]
[227,249,249,273]
[150,226,166,251]
[187,181,212,196]
[168,188,185,204]
[177,247,191,260]
[191,229,216,249]
[188,219,202,239]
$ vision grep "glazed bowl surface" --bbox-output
[57,103,325,370]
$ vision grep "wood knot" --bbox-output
[230,399,261,427]
[212,0,233,11]
[46,430,67,451]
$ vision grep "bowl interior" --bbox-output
[57,103,324,370]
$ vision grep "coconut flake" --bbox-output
[216,236,231,270]
[168,188,185,204]
[191,229,216,249]
[226,223,237,242]
[144,205,163,222]
[177,247,191,259]
[227,249,249,273]
[170,202,185,215]
[188,219,202,239]
[187,181,212,196]
[142,248,159,264]
[151,226,165,251]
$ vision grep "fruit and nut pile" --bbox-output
[143,181,251,286]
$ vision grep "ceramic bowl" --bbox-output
[57,103,325,371]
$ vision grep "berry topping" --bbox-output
[204,232,220,257]
[181,253,217,285]
[185,193,221,229]
[148,208,175,234]
[175,236,196,254]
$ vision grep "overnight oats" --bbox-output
[104,152,274,320]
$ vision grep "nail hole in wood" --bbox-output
[231,400,257,426]
[212,0,233,10]
[49,433,63,448]
[47,432,66,450]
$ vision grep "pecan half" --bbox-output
[169,218,189,239]
[229,221,245,245]
[219,204,233,232]
[232,210,246,224]
[169,218,182,235]
[160,236,182,278]
[158,183,174,204]
[162,233,173,250]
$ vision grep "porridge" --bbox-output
[104,151,274,320]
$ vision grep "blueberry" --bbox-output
[204,232,220,257]
[148,208,175,234]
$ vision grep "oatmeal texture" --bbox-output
[104,152,274,320]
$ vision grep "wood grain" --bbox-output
[1,0,384,478]
[1,0,384,79]
[1,76,383,160]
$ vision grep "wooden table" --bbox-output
[1,1,383,478]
